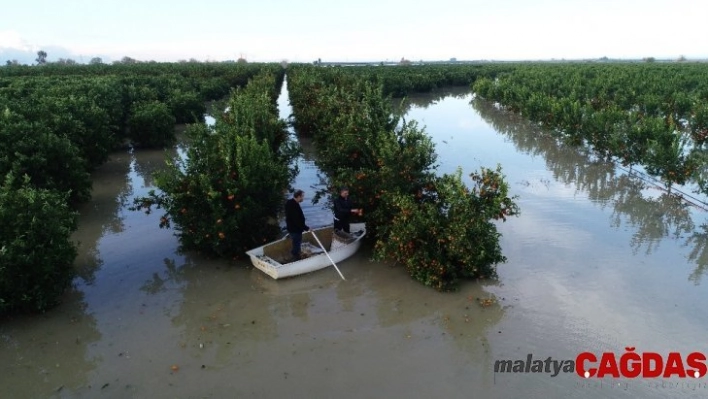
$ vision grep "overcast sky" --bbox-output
[1,0,706,63]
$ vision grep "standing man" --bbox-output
[285,190,310,261]
[333,186,362,234]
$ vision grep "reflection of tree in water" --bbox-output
[686,225,708,285]
[470,97,708,283]
[615,192,694,255]
[76,135,185,285]
[392,86,471,117]
[131,145,181,189]
[73,152,133,284]
[296,135,317,162]
[140,257,181,295]
[0,289,101,397]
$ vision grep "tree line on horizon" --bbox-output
[3,50,255,67]
[4,50,704,68]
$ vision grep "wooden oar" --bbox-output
[310,230,346,281]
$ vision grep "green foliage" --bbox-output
[167,89,206,124]
[1,79,121,169]
[123,82,159,104]
[131,73,293,257]
[127,101,177,148]
[289,69,439,237]
[0,173,78,314]
[324,119,438,239]
[0,110,92,203]
[59,77,126,145]
[373,166,519,291]
[645,132,698,188]
[288,63,508,98]
[32,94,115,170]
[220,73,289,153]
[197,77,231,100]
[689,103,708,147]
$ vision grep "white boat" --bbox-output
[245,223,366,279]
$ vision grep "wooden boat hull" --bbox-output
[245,223,366,279]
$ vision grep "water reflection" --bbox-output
[616,191,694,255]
[139,258,182,295]
[72,132,186,286]
[72,152,133,284]
[296,135,317,162]
[130,138,183,189]
[687,225,708,284]
[393,86,472,116]
[469,97,708,284]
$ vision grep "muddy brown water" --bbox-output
[2,81,708,398]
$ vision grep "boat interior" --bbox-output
[262,227,358,264]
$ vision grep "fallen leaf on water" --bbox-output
[478,298,496,307]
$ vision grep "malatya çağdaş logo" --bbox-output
[494,348,707,379]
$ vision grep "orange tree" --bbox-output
[127,100,177,148]
[320,117,439,239]
[286,66,343,137]
[373,166,519,291]
[219,72,291,154]
[0,108,92,204]
[0,173,78,314]
[288,70,437,237]
[130,73,295,257]
[4,86,118,171]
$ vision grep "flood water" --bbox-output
[2,80,708,398]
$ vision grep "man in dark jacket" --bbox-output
[285,190,310,260]
[333,187,362,234]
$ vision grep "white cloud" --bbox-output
[0,30,34,51]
